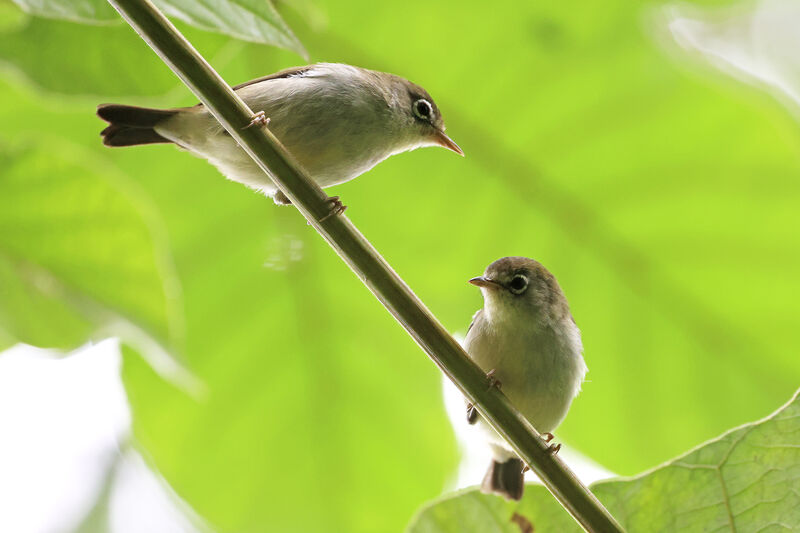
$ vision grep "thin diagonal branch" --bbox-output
[106,0,624,531]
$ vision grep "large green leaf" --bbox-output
[0,16,182,96]
[0,0,26,31]
[293,0,800,476]
[1,0,800,531]
[9,0,116,23]
[0,13,301,98]
[0,140,180,350]
[8,0,306,56]
[157,0,306,57]
[407,388,800,532]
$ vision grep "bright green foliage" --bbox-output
[156,0,306,57]
[1,0,800,531]
[0,141,179,349]
[0,16,187,95]
[408,389,800,532]
[9,0,305,55]
[10,0,117,22]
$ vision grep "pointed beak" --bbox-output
[432,129,464,156]
[469,276,501,289]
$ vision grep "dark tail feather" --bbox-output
[481,458,525,501]
[97,104,177,128]
[97,104,176,147]
[99,124,169,147]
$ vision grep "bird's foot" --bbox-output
[542,432,561,455]
[273,190,292,205]
[244,110,270,129]
[466,403,478,425]
[521,464,530,474]
[318,196,347,222]
[547,442,562,456]
[486,368,502,391]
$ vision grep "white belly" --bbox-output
[464,312,586,453]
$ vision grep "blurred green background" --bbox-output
[1,0,799,531]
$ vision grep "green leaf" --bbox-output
[7,0,306,57]
[157,0,306,57]
[0,140,181,350]
[0,16,182,96]
[296,0,800,476]
[3,0,800,530]
[0,0,26,31]
[407,388,800,533]
[9,0,116,23]
[0,14,298,98]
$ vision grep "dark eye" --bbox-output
[413,99,433,120]
[508,275,528,294]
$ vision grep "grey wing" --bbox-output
[465,308,483,426]
[197,65,318,135]
[186,65,317,111]
[466,309,483,336]
[232,65,316,91]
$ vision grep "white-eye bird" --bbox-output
[465,257,587,501]
[97,63,462,208]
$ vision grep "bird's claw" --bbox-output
[521,464,530,474]
[486,368,501,391]
[273,190,292,205]
[318,196,347,222]
[244,110,270,129]
[543,432,560,455]
[466,403,478,425]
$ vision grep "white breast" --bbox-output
[464,309,586,451]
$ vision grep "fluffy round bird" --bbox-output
[97,63,462,205]
[464,257,587,501]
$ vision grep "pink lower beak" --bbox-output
[432,129,464,156]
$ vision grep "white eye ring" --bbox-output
[413,99,433,120]
[508,275,529,294]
